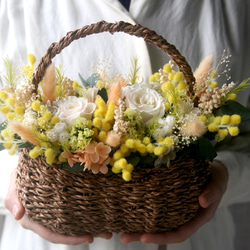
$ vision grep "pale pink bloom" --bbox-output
[95,141,111,159]
[73,142,111,174]
[61,150,79,167]
[105,130,121,147]
[180,120,207,137]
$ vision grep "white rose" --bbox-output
[81,87,99,102]
[54,96,96,126]
[123,84,165,124]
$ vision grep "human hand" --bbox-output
[120,160,228,244]
[4,169,112,245]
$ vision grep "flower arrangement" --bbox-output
[0,53,250,182]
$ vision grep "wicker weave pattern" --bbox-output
[16,149,210,235]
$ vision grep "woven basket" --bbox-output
[16,21,211,235]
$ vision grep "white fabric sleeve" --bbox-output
[216,89,250,207]
[216,118,250,207]
[218,150,250,207]
[0,151,19,215]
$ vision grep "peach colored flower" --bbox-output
[74,142,111,174]
[180,119,207,137]
[61,150,79,167]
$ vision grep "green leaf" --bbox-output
[97,88,108,103]
[228,78,250,95]
[19,142,32,149]
[0,121,7,131]
[78,73,99,89]
[0,143,5,151]
[126,154,141,166]
[78,73,90,88]
[197,137,217,161]
[63,162,84,172]
[179,137,217,161]
[141,155,156,164]
[86,74,99,87]
[219,100,250,121]
[213,108,223,117]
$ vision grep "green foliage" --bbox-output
[124,109,146,139]
[63,161,84,172]
[86,74,99,87]
[129,57,141,85]
[126,154,141,167]
[2,57,18,87]
[78,73,99,88]
[196,137,217,161]
[126,153,156,168]
[179,137,217,162]
[0,121,7,151]
[228,78,250,95]
[141,155,156,164]
[63,117,94,151]
[55,65,65,83]
[78,73,89,88]
[214,100,250,121]
[97,88,108,103]
[19,141,32,149]
[146,116,160,137]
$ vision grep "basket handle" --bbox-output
[31,21,196,96]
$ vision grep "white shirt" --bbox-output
[0,1,250,250]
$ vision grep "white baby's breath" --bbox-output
[153,116,176,140]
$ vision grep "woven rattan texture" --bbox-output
[16,148,210,235]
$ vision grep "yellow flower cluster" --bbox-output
[112,158,134,181]
[29,146,44,159]
[0,127,18,155]
[110,136,174,181]
[29,146,58,164]
[200,114,241,141]
[92,98,115,142]
[150,62,188,112]
[31,100,59,130]
[0,90,25,121]
[26,99,61,163]
[23,53,36,80]
[28,133,61,164]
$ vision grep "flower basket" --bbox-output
[1,21,249,235]
[17,149,209,235]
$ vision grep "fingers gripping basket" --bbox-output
[16,21,211,235]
